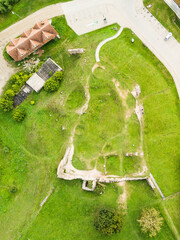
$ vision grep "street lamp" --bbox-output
[12,11,22,19]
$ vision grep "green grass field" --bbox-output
[0,15,179,240]
[144,0,180,42]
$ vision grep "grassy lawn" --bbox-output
[162,194,180,235]
[143,0,180,42]
[100,28,180,196]
[0,0,70,32]
[20,181,175,240]
[0,15,179,240]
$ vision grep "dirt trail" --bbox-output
[76,76,90,115]
[57,66,149,183]
[117,181,127,209]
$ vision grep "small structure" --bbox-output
[14,58,62,106]
[68,48,85,55]
[82,180,96,191]
[6,19,59,61]
[26,73,45,93]
[164,0,180,18]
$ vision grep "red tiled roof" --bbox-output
[6,19,59,61]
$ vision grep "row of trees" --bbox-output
[95,207,163,238]
[0,0,19,14]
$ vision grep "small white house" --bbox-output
[164,0,180,18]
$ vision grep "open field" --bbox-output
[99,28,180,196]
[20,181,175,240]
[0,16,179,239]
[0,0,69,32]
[144,0,180,42]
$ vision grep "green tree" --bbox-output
[137,208,164,237]
[53,71,64,82]
[44,79,59,92]
[94,208,123,236]
[0,0,19,14]
[0,97,13,112]
[13,108,26,122]
[4,89,15,99]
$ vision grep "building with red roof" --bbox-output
[6,19,59,61]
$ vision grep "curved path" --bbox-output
[95,26,124,62]
[0,0,180,97]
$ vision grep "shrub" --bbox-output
[94,208,123,236]
[0,0,19,13]
[44,79,59,92]
[10,186,17,193]
[12,84,21,93]
[9,72,31,93]
[30,100,35,105]
[53,71,64,82]
[4,89,15,99]
[0,97,13,112]
[137,208,164,237]
[94,184,105,195]
[13,109,26,122]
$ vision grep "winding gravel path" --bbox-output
[95,26,124,62]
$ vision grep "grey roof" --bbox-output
[14,84,33,106]
[26,73,45,93]
[13,58,62,106]
[36,58,62,81]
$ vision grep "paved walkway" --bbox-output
[95,26,124,62]
[0,0,180,97]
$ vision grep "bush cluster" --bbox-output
[13,108,26,122]
[0,72,31,112]
[0,0,19,14]
[0,89,15,112]
[94,208,123,236]
[44,71,64,92]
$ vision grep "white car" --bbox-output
[164,32,172,41]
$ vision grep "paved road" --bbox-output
[0,0,180,97]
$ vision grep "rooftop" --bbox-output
[26,73,45,93]
[6,19,59,61]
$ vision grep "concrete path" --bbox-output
[0,4,63,94]
[0,0,180,97]
[95,26,124,62]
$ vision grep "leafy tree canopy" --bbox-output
[94,208,123,236]
[0,0,19,14]
[137,208,164,237]
[13,108,26,122]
